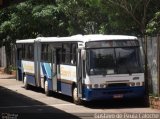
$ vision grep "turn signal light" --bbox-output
[100,84,105,88]
[130,82,135,86]
[94,84,98,88]
[136,82,140,86]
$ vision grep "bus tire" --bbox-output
[44,80,51,96]
[23,76,29,89]
[72,86,82,105]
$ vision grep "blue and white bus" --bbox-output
[16,34,145,104]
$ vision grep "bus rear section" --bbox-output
[83,39,145,102]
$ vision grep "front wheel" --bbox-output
[44,80,51,96]
[72,86,82,105]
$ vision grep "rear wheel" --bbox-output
[72,86,82,105]
[44,80,51,96]
[23,76,29,89]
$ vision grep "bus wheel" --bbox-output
[72,87,82,105]
[44,80,51,96]
[23,76,29,89]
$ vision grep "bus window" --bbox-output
[27,44,34,60]
[17,44,23,60]
[22,44,25,59]
[41,44,51,62]
[62,43,77,65]
[62,43,71,64]
[71,43,77,65]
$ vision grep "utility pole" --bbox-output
[157,34,160,96]
[144,35,149,106]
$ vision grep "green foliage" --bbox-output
[0,0,69,47]
[146,12,160,35]
[1,0,160,48]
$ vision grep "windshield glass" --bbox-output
[87,47,143,75]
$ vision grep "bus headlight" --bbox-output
[94,84,99,88]
[136,82,140,86]
[100,84,105,88]
[129,82,135,86]
[86,84,92,89]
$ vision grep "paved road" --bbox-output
[0,74,159,119]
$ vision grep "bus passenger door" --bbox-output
[77,49,83,98]
[52,49,57,91]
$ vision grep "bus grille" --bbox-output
[107,83,128,87]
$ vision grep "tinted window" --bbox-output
[41,44,51,62]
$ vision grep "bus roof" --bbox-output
[16,39,35,43]
[37,35,137,43]
[16,34,137,43]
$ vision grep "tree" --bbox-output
[56,0,108,35]
[146,12,160,35]
[0,0,69,67]
[102,0,160,36]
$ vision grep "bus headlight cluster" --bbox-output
[129,82,135,86]
[100,84,105,88]
[128,82,142,86]
[86,84,92,89]
[136,82,140,86]
[94,84,99,88]
[86,84,106,89]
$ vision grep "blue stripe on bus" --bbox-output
[26,74,36,86]
[41,63,52,78]
[83,86,145,101]
[44,63,51,78]
[61,82,72,96]
[41,63,47,77]
[47,78,53,91]
[41,63,48,78]
[17,60,23,81]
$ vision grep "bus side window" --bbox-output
[62,43,77,65]
[17,44,22,60]
[17,48,22,60]
[71,43,77,65]
[62,43,70,64]
[27,44,34,60]
[22,44,25,59]
[41,44,51,62]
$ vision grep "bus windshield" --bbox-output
[87,47,143,75]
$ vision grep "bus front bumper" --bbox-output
[83,86,145,101]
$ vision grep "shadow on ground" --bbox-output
[83,98,149,109]
[23,85,149,110]
[0,86,80,119]
[22,85,73,103]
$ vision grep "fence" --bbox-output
[0,44,16,68]
[0,46,6,67]
[147,37,158,95]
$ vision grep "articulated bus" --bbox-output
[16,34,145,104]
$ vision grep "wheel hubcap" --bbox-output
[73,88,78,101]
[45,81,48,92]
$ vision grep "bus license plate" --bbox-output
[113,94,123,99]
